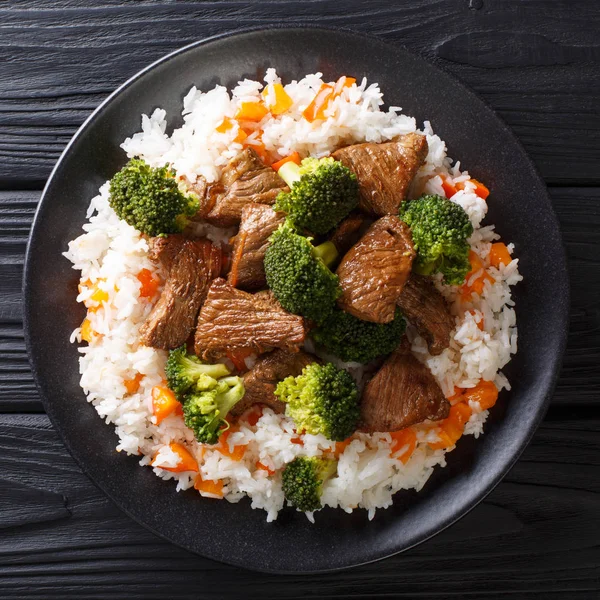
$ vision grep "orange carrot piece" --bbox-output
[124,373,144,395]
[90,287,109,303]
[389,428,417,464]
[262,83,293,115]
[218,428,247,461]
[152,442,198,473]
[333,76,356,95]
[137,268,160,298]
[457,178,490,200]
[489,242,512,268]
[235,101,269,122]
[271,151,302,172]
[429,402,473,450]
[463,380,499,411]
[194,474,224,497]
[151,385,181,425]
[461,251,494,299]
[447,386,466,404]
[225,346,253,373]
[233,128,248,143]
[228,231,247,289]
[334,438,353,457]
[469,310,484,331]
[216,117,234,133]
[290,436,303,445]
[303,83,334,122]
[441,175,457,198]
[80,318,93,343]
[256,461,276,476]
[244,406,263,427]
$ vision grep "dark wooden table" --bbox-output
[2,1,599,598]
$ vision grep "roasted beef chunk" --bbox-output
[336,216,415,323]
[360,340,450,432]
[201,148,289,227]
[227,204,286,290]
[397,274,454,355]
[194,278,306,360]
[329,212,371,257]
[332,133,428,216]
[147,234,188,272]
[140,239,222,350]
[231,349,316,418]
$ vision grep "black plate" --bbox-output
[23,27,569,573]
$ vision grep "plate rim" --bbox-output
[22,25,570,573]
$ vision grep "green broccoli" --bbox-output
[275,362,360,442]
[399,194,473,285]
[282,456,337,512]
[275,157,359,234]
[312,308,406,363]
[183,376,245,445]
[264,221,341,324]
[165,345,231,400]
[108,158,199,236]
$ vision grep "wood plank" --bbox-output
[0,1,598,186]
[0,413,597,598]
[3,187,598,412]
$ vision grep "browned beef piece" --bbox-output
[140,239,222,350]
[147,234,188,272]
[227,204,286,290]
[332,133,428,216]
[231,349,316,418]
[194,278,306,360]
[360,340,450,432]
[397,274,455,355]
[329,212,371,257]
[336,216,415,323]
[202,148,289,227]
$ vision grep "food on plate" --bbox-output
[65,70,521,522]
[274,156,359,234]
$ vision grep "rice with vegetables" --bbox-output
[65,70,521,521]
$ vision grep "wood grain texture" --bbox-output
[0,1,599,187]
[3,187,598,412]
[0,413,598,599]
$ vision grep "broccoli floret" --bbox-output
[282,456,337,512]
[275,157,359,234]
[399,194,473,285]
[275,362,359,441]
[183,376,245,444]
[108,158,199,236]
[264,221,341,324]
[312,308,406,363]
[165,345,231,399]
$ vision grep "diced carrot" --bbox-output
[225,346,253,373]
[90,287,109,303]
[152,442,198,473]
[429,402,473,450]
[469,310,484,331]
[291,436,303,445]
[80,318,93,343]
[256,461,276,476]
[447,386,466,404]
[216,117,234,133]
[463,380,499,411]
[228,231,247,289]
[334,438,353,457]
[235,101,269,122]
[262,83,293,115]
[489,242,512,268]
[151,385,181,425]
[234,128,248,144]
[78,279,92,294]
[333,76,356,95]
[244,406,263,427]
[457,178,490,200]
[137,268,160,298]
[461,250,494,299]
[194,474,224,497]
[303,83,335,122]
[441,175,457,198]
[271,151,302,172]
[389,428,417,464]
[124,373,144,395]
[245,140,270,164]
[218,428,247,461]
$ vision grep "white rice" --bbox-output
[64,70,521,522]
